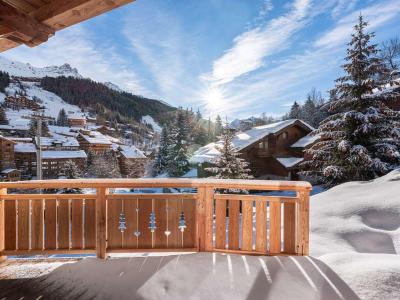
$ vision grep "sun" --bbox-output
[202,85,226,111]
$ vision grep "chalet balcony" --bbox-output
[0,178,311,258]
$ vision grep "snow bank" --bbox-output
[311,169,400,257]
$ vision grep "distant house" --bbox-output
[35,136,80,151]
[67,113,86,127]
[0,135,20,181]
[77,130,112,153]
[190,119,314,180]
[41,150,87,178]
[117,145,147,178]
[14,142,37,178]
[4,95,42,111]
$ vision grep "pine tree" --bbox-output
[56,108,68,126]
[301,96,317,126]
[206,126,252,181]
[154,126,170,175]
[214,115,222,138]
[288,101,301,119]
[301,15,400,186]
[167,110,190,177]
[0,107,8,125]
[85,150,121,178]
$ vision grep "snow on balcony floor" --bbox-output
[0,253,359,300]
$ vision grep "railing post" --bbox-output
[0,188,7,262]
[297,190,310,255]
[197,186,214,252]
[96,187,108,259]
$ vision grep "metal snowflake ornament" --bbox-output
[118,212,127,233]
[149,212,157,232]
[178,212,187,232]
[134,231,141,237]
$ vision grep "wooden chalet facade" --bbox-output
[4,96,42,111]
[0,135,20,181]
[77,130,112,153]
[41,150,87,179]
[191,119,315,180]
[67,116,86,127]
[117,145,147,178]
[14,143,36,178]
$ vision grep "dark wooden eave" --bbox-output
[0,0,135,52]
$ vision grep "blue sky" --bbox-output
[3,0,400,119]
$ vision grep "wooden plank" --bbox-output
[106,198,122,249]
[123,198,137,248]
[165,198,180,248]
[3,194,96,200]
[4,200,16,250]
[108,193,197,200]
[2,249,95,256]
[31,199,43,250]
[269,201,281,254]
[284,202,296,254]
[215,194,298,203]
[153,199,167,248]
[17,199,29,250]
[44,199,56,249]
[215,199,226,249]
[138,198,152,249]
[0,188,6,260]
[57,199,70,249]
[182,199,196,248]
[255,201,267,254]
[84,198,95,249]
[204,188,214,251]
[228,200,240,250]
[297,191,310,255]
[96,188,107,259]
[71,199,83,249]
[241,200,253,251]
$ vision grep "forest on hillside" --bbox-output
[40,76,176,124]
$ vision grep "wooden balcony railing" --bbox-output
[0,178,311,260]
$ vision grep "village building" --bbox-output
[14,142,37,178]
[4,95,42,111]
[117,145,147,178]
[0,135,20,181]
[77,130,112,153]
[41,150,87,179]
[35,136,80,151]
[190,119,314,180]
[67,115,86,127]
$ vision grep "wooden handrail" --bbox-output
[0,178,312,191]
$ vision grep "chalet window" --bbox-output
[258,141,268,149]
[282,132,288,139]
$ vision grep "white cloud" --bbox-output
[204,0,312,85]
[2,25,150,96]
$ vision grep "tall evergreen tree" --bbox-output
[56,108,68,126]
[214,115,223,138]
[302,15,400,186]
[29,119,50,137]
[167,110,190,177]
[0,107,8,125]
[288,101,302,119]
[206,126,252,180]
[154,126,170,175]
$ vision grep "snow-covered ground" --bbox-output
[141,115,162,133]
[311,169,400,299]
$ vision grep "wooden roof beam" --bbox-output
[0,1,54,47]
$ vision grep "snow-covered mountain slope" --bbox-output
[141,115,162,133]
[0,56,82,78]
[0,82,81,121]
[104,82,123,93]
[311,169,400,300]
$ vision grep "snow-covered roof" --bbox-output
[15,142,36,153]
[119,145,146,159]
[42,150,87,159]
[190,119,314,164]
[79,132,112,145]
[48,125,78,136]
[275,157,304,168]
[291,133,320,148]
[0,135,16,143]
[182,168,198,178]
[8,137,32,142]
[1,168,18,174]
[0,124,29,131]
[36,136,80,147]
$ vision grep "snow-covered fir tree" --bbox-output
[85,150,121,178]
[288,101,301,119]
[0,107,8,125]
[154,126,170,175]
[61,160,82,179]
[214,115,223,138]
[206,126,252,180]
[166,110,190,177]
[56,108,68,126]
[302,15,400,186]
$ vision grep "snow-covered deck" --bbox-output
[0,253,359,300]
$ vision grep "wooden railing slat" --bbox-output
[71,199,83,249]
[284,202,296,254]
[4,199,16,250]
[0,188,6,261]
[84,199,96,249]
[57,199,70,249]
[44,199,57,249]
[269,202,281,254]
[138,198,153,249]
[17,199,30,250]
[182,198,196,248]
[31,199,43,250]
[241,200,253,251]
[255,201,267,254]
[228,200,240,250]
[107,198,122,249]
[123,198,137,249]
[215,199,226,249]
